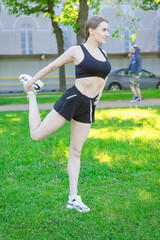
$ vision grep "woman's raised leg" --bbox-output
[27,91,67,141]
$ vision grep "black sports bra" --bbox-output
[75,44,111,80]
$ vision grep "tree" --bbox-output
[76,0,89,44]
[54,0,101,44]
[2,0,67,91]
[73,0,101,44]
[53,0,88,44]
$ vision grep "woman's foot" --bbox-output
[19,74,44,93]
[67,195,90,213]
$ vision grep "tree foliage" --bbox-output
[107,0,160,42]
[52,0,101,43]
[140,0,160,10]
[108,0,160,9]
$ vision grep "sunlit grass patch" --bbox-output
[95,151,112,164]
[5,113,22,120]
[90,107,160,141]
[88,107,160,172]
[138,189,153,201]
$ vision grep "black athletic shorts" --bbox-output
[53,85,98,123]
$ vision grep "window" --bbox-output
[124,26,135,53]
[61,25,71,51]
[117,69,133,76]
[157,22,160,51]
[124,29,131,53]
[141,70,152,77]
[20,23,33,54]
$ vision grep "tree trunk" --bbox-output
[49,5,66,92]
[76,0,89,44]
[51,19,66,91]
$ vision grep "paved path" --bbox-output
[0,98,159,111]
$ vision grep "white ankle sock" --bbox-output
[69,195,78,201]
[27,91,35,96]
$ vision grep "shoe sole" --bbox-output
[66,204,90,213]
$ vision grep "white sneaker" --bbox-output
[66,195,90,213]
[19,74,44,92]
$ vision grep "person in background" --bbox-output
[122,45,142,102]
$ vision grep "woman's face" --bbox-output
[91,21,109,44]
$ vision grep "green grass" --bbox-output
[0,88,159,105]
[0,106,160,239]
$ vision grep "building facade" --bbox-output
[0,2,160,55]
[0,2,160,93]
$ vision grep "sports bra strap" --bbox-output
[98,47,107,59]
[80,44,87,55]
[80,44,107,59]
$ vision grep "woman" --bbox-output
[21,15,111,213]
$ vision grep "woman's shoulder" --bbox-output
[68,45,82,52]
[63,45,83,63]
[66,45,83,58]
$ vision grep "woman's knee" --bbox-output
[69,145,82,159]
[30,131,42,141]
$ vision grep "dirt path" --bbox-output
[0,98,159,111]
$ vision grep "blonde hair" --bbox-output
[85,15,108,42]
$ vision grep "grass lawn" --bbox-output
[0,106,160,239]
[0,88,160,105]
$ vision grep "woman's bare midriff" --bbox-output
[75,77,104,98]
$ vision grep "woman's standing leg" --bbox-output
[67,119,91,212]
[27,91,67,141]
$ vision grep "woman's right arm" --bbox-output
[24,46,77,92]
